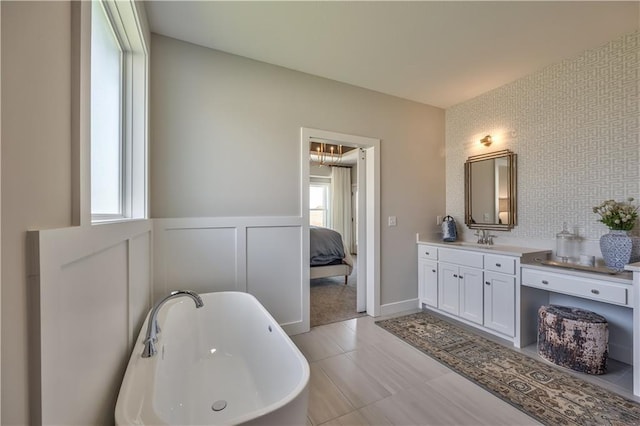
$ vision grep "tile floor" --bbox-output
[291,312,542,426]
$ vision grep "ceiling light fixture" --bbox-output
[480,135,492,146]
[311,141,343,166]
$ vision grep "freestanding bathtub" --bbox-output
[115,291,310,425]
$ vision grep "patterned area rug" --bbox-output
[310,277,365,327]
[376,311,640,426]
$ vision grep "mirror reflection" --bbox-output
[465,150,517,230]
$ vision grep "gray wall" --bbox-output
[2,2,73,423]
[150,34,446,306]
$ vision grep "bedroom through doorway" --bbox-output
[301,127,380,332]
[300,127,380,329]
[309,147,363,327]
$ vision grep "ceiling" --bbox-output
[145,1,639,109]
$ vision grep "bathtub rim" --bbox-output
[115,290,310,425]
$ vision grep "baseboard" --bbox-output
[609,341,632,365]
[281,320,308,336]
[380,298,419,316]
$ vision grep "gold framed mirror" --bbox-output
[464,149,517,230]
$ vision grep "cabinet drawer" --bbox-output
[418,244,438,260]
[484,255,516,275]
[521,268,629,306]
[438,248,483,268]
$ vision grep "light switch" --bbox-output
[388,216,397,227]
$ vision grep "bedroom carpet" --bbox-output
[311,256,365,327]
[377,311,640,426]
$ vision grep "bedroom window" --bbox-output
[310,183,330,227]
[90,0,148,222]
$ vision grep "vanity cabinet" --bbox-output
[417,244,439,308]
[418,259,438,308]
[439,263,483,323]
[417,241,549,341]
[483,271,516,336]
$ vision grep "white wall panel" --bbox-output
[164,227,237,296]
[52,242,129,425]
[29,220,152,425]
[247,226,303,326]
[128,232,152,345]
[153,217,306,334]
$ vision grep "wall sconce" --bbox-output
[480,135,492,146]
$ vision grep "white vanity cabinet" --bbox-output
[417,244,438,308]
[418,258,438,308]
[457,266,484,324]
[417,240,550,342]
[437,247,484,322]
[483,271,516,336]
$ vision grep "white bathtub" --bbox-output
[115,291,310,425]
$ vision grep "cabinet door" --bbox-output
[484,271,516,336]
[438,263,459,315]
[418,259,438,308]
[459,266,484,325]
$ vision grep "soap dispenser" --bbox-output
[556,222,576,263]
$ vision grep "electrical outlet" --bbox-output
[436,215,442,225]
[388,216,397,227]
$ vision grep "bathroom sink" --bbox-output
[449,241,495,249]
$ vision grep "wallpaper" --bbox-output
[445,31,639,257]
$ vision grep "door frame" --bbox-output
[301,127,380,331]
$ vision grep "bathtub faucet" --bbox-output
[142,290,204,358]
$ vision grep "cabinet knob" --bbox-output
[485,281,491,286]
[541,280,549,285]
[459,275,464,279]
[495,263,502,267]
[591,289,600,295]
[453,274,458,278]
[432,269,436,273]
[425,252,430,256]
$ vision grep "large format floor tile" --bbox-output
[298,313,542,426]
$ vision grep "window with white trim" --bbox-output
[90,0,147,222]
[310,182,330,228]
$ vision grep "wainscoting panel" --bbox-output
[164,227,237,295]
[153,217,307,335]
[28,220,152,425]
[247,226,303,327]
[128,232,153,346]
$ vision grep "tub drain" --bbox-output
[212,400,227,412]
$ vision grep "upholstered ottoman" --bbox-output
[537,305,608,375]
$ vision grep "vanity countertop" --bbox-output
[625,262,640,273]
[417,238,551,257]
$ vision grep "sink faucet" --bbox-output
[474,230,497,245]
[142,290,204,358]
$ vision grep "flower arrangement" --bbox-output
[593,198,638,231]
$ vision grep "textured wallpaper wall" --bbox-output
[446,31,639,258]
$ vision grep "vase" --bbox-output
[599,230,640,271]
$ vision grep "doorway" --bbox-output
[301,127,380,332]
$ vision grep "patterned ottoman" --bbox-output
[537,305,608,375]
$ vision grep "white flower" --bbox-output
[614,219,621,224]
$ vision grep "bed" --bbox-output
[310,226,354,284]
